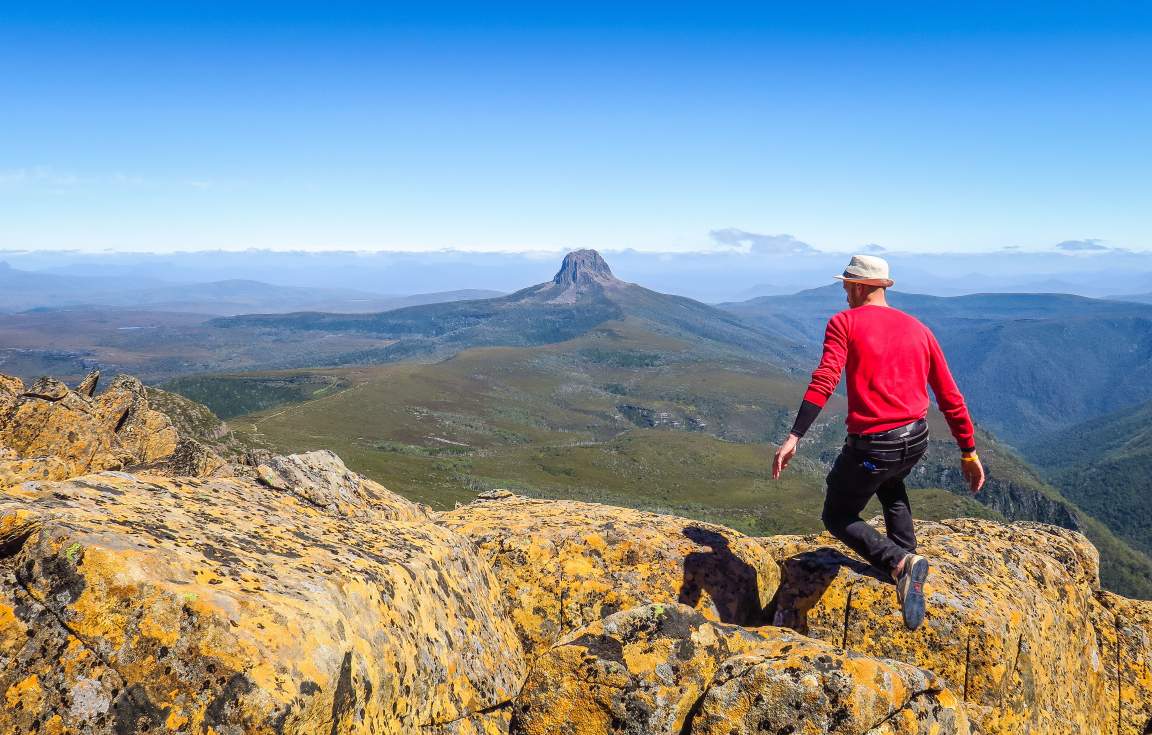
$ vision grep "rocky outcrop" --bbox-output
[437,491,779,656]
[4,371,1152,734]
[765,517,1152,734]
[513,602,969,734]
[0,371,226,486]
[551,249,618,289]
[691,639,968,735]
[532,248,628,304]
[512,602,780,733]
[0,468,524,734]
[256,449,431,520]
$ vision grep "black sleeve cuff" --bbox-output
[789,399,823,438]
[960,445,976,453]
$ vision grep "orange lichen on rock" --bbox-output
[513,601,971,734]
[1092,590,1152,735]
[437,491,780,656]
[4,371,1152,735]
[0,463,525,734]
[0,371,225,486]
[765,517,1152,734]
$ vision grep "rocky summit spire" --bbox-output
[552,249,616,287]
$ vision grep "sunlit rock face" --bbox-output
[764,517,1152,735]
[2,370,1152,735]
[255,448,432,520]
[511,601,971,735]
[0,372,524,734]
[436,491,780,657]
[0,371,226,487]
[0,468,525,734]
[551,248,620,289]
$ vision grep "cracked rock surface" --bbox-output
[512,601,969,735]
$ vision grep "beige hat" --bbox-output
[834,254,894,287]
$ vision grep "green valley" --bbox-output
[171,316,1152,598]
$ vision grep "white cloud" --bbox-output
[1054,238,1109,252]
[708,228,817,254]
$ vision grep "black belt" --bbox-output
[845,418,928,452]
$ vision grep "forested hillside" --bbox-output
[1022,399,1152,557]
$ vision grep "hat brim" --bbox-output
[834,275,894,287]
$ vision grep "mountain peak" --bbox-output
[553,249,616,287]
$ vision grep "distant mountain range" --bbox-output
[6,246,1152,302]
[721,286,1152,444]
[0,261,500,315]
[1108,292,1152,304]
[214,249,811,369]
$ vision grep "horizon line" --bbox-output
[0,245,1146,258]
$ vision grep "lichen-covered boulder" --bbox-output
[0,466,526,734]
[690,646,969,735]
[436,491,779,656]
[510,602,776,733]
[256,449,430,520]
[765,517,1147,735]
[511,602,970,735]
[0,372,225,485]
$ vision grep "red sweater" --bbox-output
[802,304,976,451]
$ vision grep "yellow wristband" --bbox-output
[961,453,979,463]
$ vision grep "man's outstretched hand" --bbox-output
[962,453,985,493]
[772,434,799,479]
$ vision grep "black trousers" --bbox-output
[821,420,929,574]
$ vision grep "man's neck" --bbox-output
[853,290,890,308]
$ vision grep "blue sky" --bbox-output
[1,2,1150,253]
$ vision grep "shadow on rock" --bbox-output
[768,547,891,633]
[678,525,766,626]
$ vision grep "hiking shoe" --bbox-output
[895,554,930,631]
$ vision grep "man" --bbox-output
[772,254,985,631]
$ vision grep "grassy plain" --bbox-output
[217,324,999,537]
[184,322,1152,597]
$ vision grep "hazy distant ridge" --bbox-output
[0,261,501,315]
